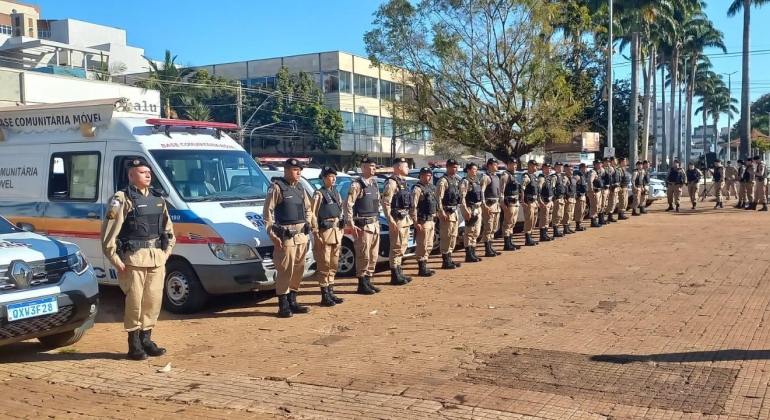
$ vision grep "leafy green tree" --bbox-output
[136,50,196,118]
[588,79,643,160]
[91,52,127,82]
[184,100,212,122]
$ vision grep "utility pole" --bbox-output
[236,84,243,145]
[607,0,613,152]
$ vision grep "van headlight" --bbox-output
[208,243,259,261]
[68,251,89,275]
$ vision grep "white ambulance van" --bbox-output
[0,98,315,314]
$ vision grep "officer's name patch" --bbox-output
[106,211,116,220]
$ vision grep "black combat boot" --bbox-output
[513,240,521,250]
[397,266,413,283]
[448,253,461,268]
[640,206,648,214]
[714,201,719,209]
[666,204,673,211]
[328,285,344,304]
[503,236,516,251]
[139,329,166,357]
[591,217,601,228]
[364,276,381,293]
[720,202,725,209]
[563,224,575,234]
[288,291,310,314]
[484,241,499,257]
[524,233,538,246]
[539,228,552,242]
[277,294,293,318]
[127,330,148,361]
[618,211,629,220]
[598,213,606,224]
[441,253,456,269]
[761,203,768,211]
[553,226,564,238]
[748,202,758,210]
[632,208,640,216]
[357,277,376,295]
[417,260,435,277]
[320,287,336,307]
[735,201,744,208]
[465,247,480,262]
[576,222,586,231]
[390,268,408,285]
[608,212,617,222]
[692,202,696,210]
[676,204,680,212]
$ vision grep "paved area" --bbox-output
[2,199,770,419]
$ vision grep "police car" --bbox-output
[0,215,99,348]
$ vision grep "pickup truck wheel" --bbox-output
[337,238,356,277]
[38,330,85,348]
[163,259,208,314]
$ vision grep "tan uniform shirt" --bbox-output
[631,169,641,186]
[459,176,479,218]
[263,180,313,245]
[381,176,413,226]
[311,187,342,244]
[520,172,537,202]
[101,188,175,269]
[436,175,460,219]
[726,165,738,181]
[586,169,600,190]
[345,177,380,229]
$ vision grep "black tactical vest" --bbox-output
[523,173,540,203]
[483,173,500,198]
[464,177,483,204]
[686,168,700,183]
[575,174,587,195]
[742,165,752,182]
[353,178,380,218]
[602,167,613,187]
[667,168,684,184]
[634,169,644,186]
[643,170,650,186]
[713,167,724,182]
[415,183,439,220]
[441,176,461,207]
[540,174,554,200]
[273,178,306,225]
[590,169,604,190]
[118,186,164,241]
[554,173,567,197]
[566,174,578,198]
[612,166,622,184]
[389,176,412,210]
[503,171,520,197]
[317,187,342,220]
[619,168,631,185]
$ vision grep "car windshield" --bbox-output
[0,216,20,234]
[149,150,271,202]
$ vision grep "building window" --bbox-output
[340,111,353,132]
[323,71,339,93]
[249,76,277,90]
[381,117,393,137]
[354,113,379,135]
[48,153,101,202]
[380,80,403,101]
[0,25,12,35]
[353,74,378,98]
[38,29,51,38]
[339,70,351,94]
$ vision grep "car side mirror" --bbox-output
[16,222,35,232]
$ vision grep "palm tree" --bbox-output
[136,50,196,119]
[694,72,723,155]
[709,86,739,153]
[184,100,212,122]
[91,52,127,82]
[728,0,770,160]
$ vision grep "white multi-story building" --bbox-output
[647,102,687,159]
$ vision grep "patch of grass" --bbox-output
[57,348,79,354]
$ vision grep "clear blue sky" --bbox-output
[26,0,770,131]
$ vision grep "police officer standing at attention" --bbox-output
[737,159,749,208]
[586,160,604,227]
[560,164,577,234]
[460,162,484,261]
[709,159,725,209]
[345,157,381,295]
[551,162,568,238]
[572,163,588,231]
[264,158,314,318]
[101,157,175,360]
[435,159,462,269]
[382,157,413,285]
[685,162,703,210]
[520,160,540,246]
[631,161,644,216]
[602,158,616,223]
[725,161,739,200]
[742,157,756,209]
[665,159,686,212]
[411,167,438,277]
[752,155,768,211]
[500,157,521,251]
[480,158,502,257]
[640,160,651,214]
[311,166,345,307]
[616,158,631,220]
[538,163,555,242]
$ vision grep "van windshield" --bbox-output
[149,150,271,202]
[0,216,20,234]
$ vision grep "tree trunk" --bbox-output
[686,57,696,162]
[652,50,658,170]
[703,101,708,156]
[740,0,751,160]
[713,116,720,156]
[677,82,683,161]
[642,46,654,162]
[661,55,668,171]
[670,46,679,164]
[164,97,171,119]
[629,31,640,164]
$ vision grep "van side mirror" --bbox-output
[16,222,35,232]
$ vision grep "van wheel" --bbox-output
[163,259,208,314]
[337,238,356,277]
[38,330,85,348]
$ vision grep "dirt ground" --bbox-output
[2,197,770,419]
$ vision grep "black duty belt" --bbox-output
[353,217,376,227]
[273,224,308,238]
[541,196,552,202]
[504,196,519,205]
[125,239,160,249]
[417,215,436,223]
[320,218,344,231]
[443,206,457,212]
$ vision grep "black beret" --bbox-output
[593,160,602,165]
[284,158,304,168]
[619,157,627,162]
[714,159,722,163]
[527,159,538,165]
[635,161,642,165]
[554,161,563,166]
[542,163,552,168]
[446,158,459,166]
[127,157,151,169]
[393,157,408,165]
[487,157,498,165]
[509,154,518,161]
[564,164,573,169]
[464,162,477,171]
[320,166,337,177]
[361,157,375,164]
[419,167,432,175]
[602,157,610,162]
[673,159,680,163]
[753,155,761,160]
[642,160,649,164]
[738,159,744,164]
[579,163,587,168]
[688,161,695,165]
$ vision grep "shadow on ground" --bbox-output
[591,349,770,364]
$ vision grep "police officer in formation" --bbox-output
[263,158,314,318]
[500,157,522,251]
[460,162,484,261]
[710,160,725,209]
[381,157,414,285]
[666,159,687,212]
[101,157,175,361]
[311,166,345,307]
[411,167,438,277]
[559,164,577,234]
[520,160,541,246]
[640,160,651,214]
[631,161,645,215]
[435,159,462,269]
[738,159,752,208]
[724,161,739,200]
[601,158,616,223]
[550,162,568,238]
[480,158,502,257]
[573,163,588,230]
[345,157,381,295]
[751,156,768,211]
[615,158,631,219]
[604,158,619,223]
[586,160,605,227]
[685,162,704,210]
[537,163,555,242]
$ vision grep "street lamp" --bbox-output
[248,120,298,157]
[722,71,737,162]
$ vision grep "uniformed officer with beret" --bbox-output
[263,158,314,318]
[499,157,521,251]
[560,164,577,234]
[573,163,588,230]
[520,159,540,246]
[435,158,462,269]
[724,161,738,201]
[480,158,502,257]
[460,162,484,261]
[685,162,703,210]
[602,157,616,223]
[709,159,725,209]
[550,162,568,238]
[411,167,438,277]
[382,157,413,285]
[640,160,651,214]
[311,166,345,307]
[586,160,604,227]
[736,159,747,208]
[537,163,555,242]
[101,157,175,360]
[752,155,768,211]
[345,156,381,295]
[665,159,687,212]
[616,158,631,219]
[631,161,644,215]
